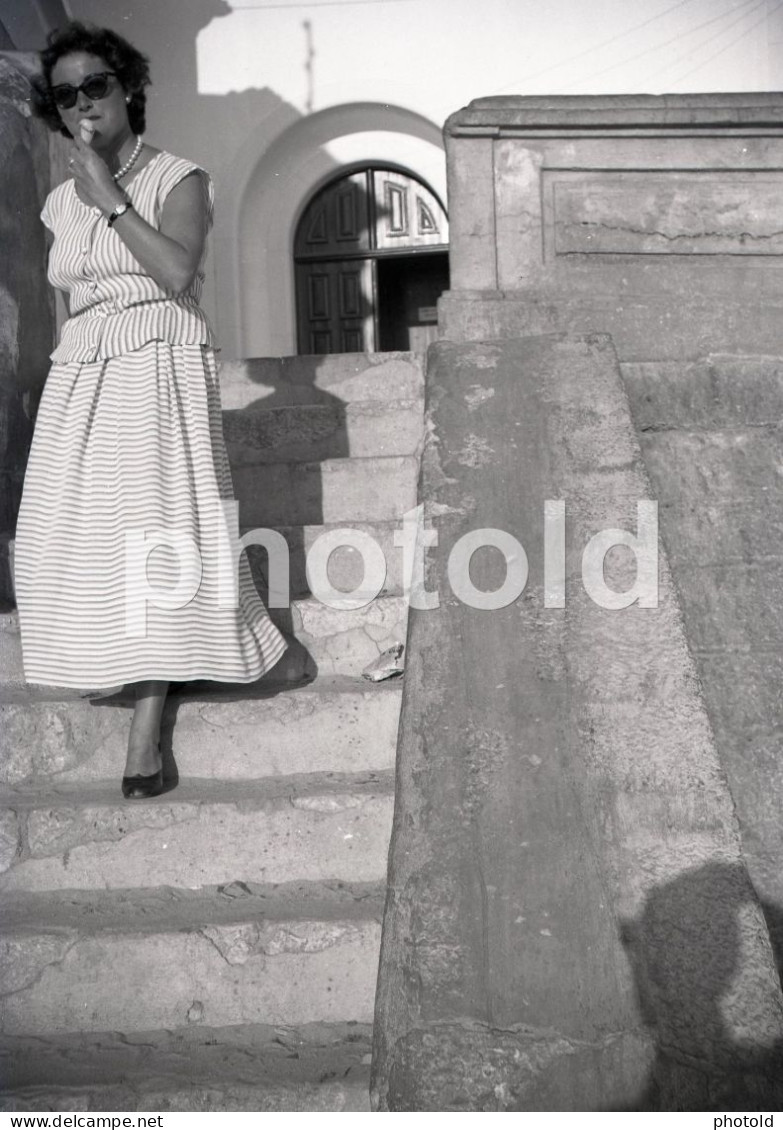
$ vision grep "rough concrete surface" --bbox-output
[372,335,783,1111]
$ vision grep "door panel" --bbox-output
[296,171,371,258]
[296,259,375,354]
[373,169,449,251]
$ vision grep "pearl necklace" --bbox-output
[112,135,143,182]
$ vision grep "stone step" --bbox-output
[219,351,424,410]
[223,398,423,465]
[0,1022,372,1112]
[273,595,407,678]
[0,771,395,893]
[232,455,419,527]
[0,883,383,1035]
[245,518,410,600]
[1,676,402,787]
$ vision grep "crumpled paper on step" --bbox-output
[362,642,405,682]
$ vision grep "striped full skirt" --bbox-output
[15,341,287,688]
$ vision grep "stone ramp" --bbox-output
[372,335,783,1111]
[0,350,423,1111]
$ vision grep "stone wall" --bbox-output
[0,53,57,605]
[440,94,783,361]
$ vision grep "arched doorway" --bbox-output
[294,165,449,355]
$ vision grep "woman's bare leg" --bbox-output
[125,680,169,776]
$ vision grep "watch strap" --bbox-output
[107,200,133,227]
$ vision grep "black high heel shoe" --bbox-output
[122,744,164,799]
[121,769,164,799]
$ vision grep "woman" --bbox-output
[17,21,288,798]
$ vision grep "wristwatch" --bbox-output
[107,200,133,227]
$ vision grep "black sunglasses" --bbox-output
[51,71,118,110]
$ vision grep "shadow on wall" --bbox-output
[621,861,783,1111]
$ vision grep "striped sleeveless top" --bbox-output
[41,150,218,364]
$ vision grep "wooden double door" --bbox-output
[295,166,449,355]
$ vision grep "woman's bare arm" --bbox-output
[68,137,209,293]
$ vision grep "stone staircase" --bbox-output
[0,351,424,1112]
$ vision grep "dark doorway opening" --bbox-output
[377,252,450,353]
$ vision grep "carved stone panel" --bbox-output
[548,172,783,257]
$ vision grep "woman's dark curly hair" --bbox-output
[30,21,151,138]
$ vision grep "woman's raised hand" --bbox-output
[68,135,125,214]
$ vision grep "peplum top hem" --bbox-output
[50,296,218,363]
